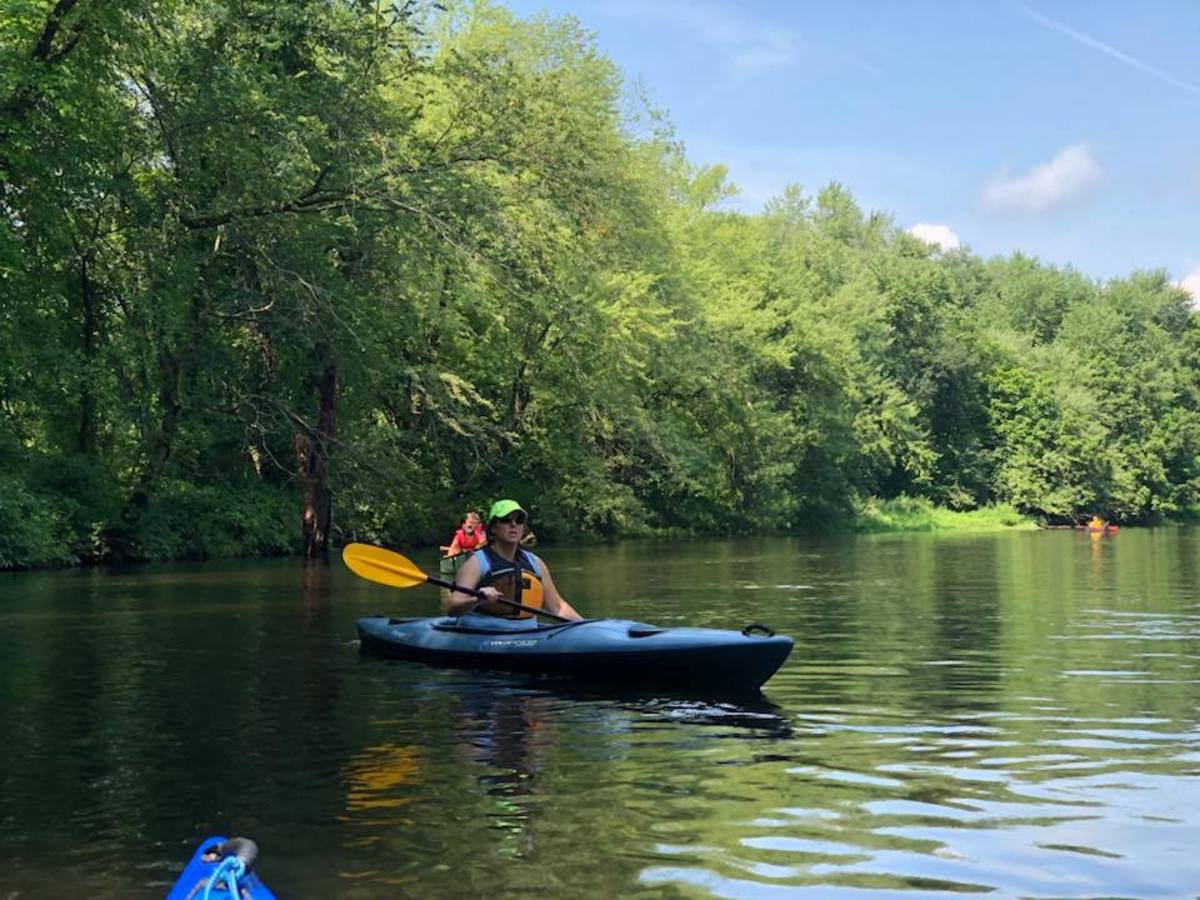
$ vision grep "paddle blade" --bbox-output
[342,543,430,589]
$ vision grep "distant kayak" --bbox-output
[167,836,276,900]
[357,614,794,692]
[1037,522,1120,533]
[438,553,469,578]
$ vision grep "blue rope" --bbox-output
[202,855,245,900]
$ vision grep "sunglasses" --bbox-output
[496,512,527,525]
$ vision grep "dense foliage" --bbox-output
[2,0,1197,567]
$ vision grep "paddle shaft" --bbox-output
[428,571,571,623]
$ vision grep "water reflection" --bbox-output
[453,686,555,857]
[344,660,798,861]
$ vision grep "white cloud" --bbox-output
[1180,267,1200,307]
[601,0,801,75]
[907,223,961,251]
[981,142,1103,215]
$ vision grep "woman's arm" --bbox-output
[448,554,491,616]
[536,557,582,621]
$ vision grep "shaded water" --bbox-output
[2,529,1199,897]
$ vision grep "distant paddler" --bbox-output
[1081,515,1118,534]
[439,510,486,578]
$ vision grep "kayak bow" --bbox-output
[167,836,276,900]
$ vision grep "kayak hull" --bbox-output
[357,615,793,692]
[1037,524,1120,532]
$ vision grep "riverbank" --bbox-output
[16,493,1199,574]
[850,497,1031,533]
[2,495,1043,572]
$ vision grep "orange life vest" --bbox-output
[474,547,544,618]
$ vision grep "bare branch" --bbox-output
[179,189,348,229]
[31,0,83,63]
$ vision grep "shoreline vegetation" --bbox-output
[12,499,1200,574]
[851,498,1031,534]
[6,495,1200,573]
[3,2,1199,573]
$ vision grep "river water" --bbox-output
[1,529,1199,898]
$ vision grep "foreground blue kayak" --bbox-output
[357,614,794,691]
[167,836,276,899]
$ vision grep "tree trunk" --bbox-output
[109,271,207,560]
[78,253,98,455]
[109,346,182,560]
[296,346,337,558]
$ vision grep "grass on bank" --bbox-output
[851,496,1031,534]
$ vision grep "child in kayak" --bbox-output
[449,499,581,621]
[443,511,486,557]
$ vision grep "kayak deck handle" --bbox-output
[741,623,776,637]
[201,836,259,872]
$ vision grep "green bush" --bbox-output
[852,495,1031,533]
[131,481,297,561]
[0,475,77,568]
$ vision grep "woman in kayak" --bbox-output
[443,510,486,557]
[449,499,582,621]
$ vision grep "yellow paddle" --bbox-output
[341,542,570,622]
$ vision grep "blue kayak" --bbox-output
[167,836,276,900]
[357,614,793,691]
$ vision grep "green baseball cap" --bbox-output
[487,499,526,523]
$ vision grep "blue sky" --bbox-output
[501,0,1200,296]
